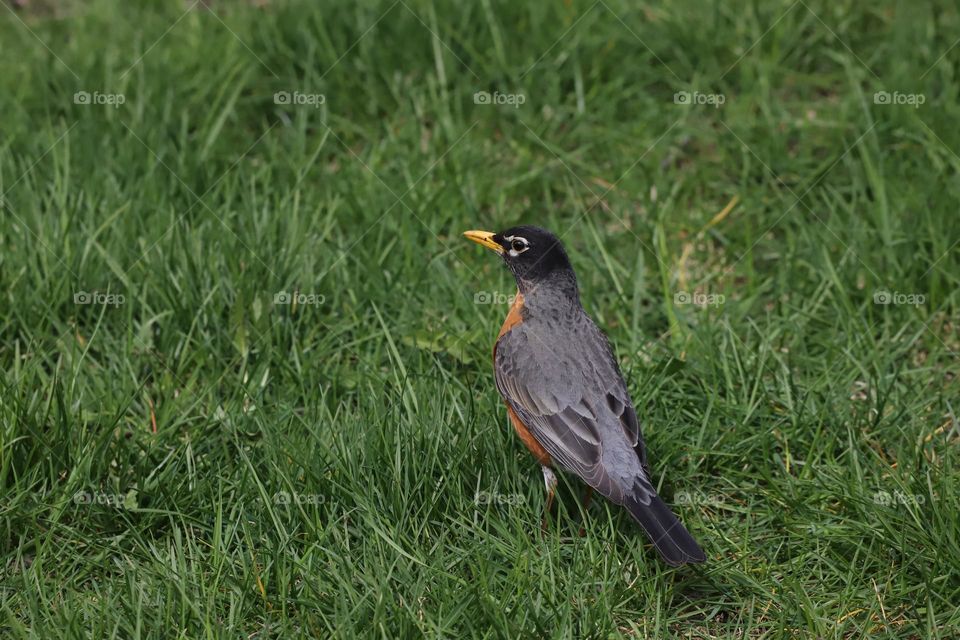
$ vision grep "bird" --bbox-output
[464,225,706,566]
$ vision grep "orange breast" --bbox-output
[507,405,552,466]
[497,290,525,340]
[494,291,553,467]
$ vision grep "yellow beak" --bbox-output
[463,229,503,254]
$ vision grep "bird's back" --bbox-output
[494,301,647,488]
[495,309,707,565]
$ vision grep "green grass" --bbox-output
[1,0,959,637]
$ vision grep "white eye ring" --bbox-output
[505,235,529,256]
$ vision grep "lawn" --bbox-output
[1,0,959,637]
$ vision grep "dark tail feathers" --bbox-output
[624,494,706,566]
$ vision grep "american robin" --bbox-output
[464,226,706,566]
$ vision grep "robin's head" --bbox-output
[463,225,576,293]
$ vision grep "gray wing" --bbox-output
[494,319,654,505]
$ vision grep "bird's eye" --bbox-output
[511,239,528,252]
